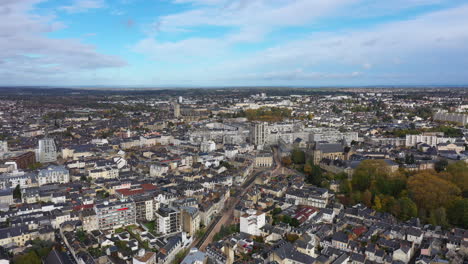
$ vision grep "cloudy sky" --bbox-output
[1,0,468,86]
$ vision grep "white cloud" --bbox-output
[133,2,468,85]
[0,0,126,85]
[59,0,106,13]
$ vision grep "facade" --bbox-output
[11,151,36,170]
[133,194,155,221]
[174,103,181,118]
[254,153,273,167]
[240,209,265,236]
[180,207,200,237]
[434,111,468,126]
[37,165,70,186]
[250,122,268,146]
[155,207,181,235]
[406,134,457,147]
[95,200,136,231]
[36,137,57,163]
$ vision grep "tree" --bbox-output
[304,163,323,186]
[373,195,382,211]
[429,207,449,228]
[281,156,292,167]
[352,160,390,192]
[13,184,21,200]
[398,197,418,221]
[291,149,305,164]
[362,190,372,207]
[290,218,300,228]
[445,161,468,193]
[434,159,448,172]
[408,172,461,211]
[448,199,468,229]
[339,179,352,195]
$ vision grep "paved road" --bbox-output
[194,169,265,251]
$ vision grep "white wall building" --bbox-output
[36,138,57,163]
[37,165,70,186]
[240,209,266,236]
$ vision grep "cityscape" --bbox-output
[1,0,468,264]
[0,87,466,264]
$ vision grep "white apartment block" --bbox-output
[405,134,457,147]
[36,138,57,163]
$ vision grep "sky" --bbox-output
[1,0,468,87]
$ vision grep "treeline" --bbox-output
[339,160,468,228]
[235,107,292,122]
[388,125,463,138]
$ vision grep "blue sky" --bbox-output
[1,0,468,87]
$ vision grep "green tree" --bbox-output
[429,207,449,228]
[291,149,305,164]
[448,199,468,229]
[352,160,390,192]
[398,197,418,221]
[13,184,21,200]
[290,218,300,228]
[304,163,323,186]
[339,179,352,195]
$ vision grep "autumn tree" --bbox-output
[281,156,292,167]
[362,190,372,207]
[408,172,461,211]
[445,161,468,193]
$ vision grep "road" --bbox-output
[193,169,265,251]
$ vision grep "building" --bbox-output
[180,207,200,237]
[133,194,155,221]
[0,189,13,206]
[0,226,34,247]
[10,151,36,170]
[37,165,70,186]
[254,153,273,167]
[36,137,57,163]
[0,141,7,153]
[155,207,181,235]
[95,200,136,231]
[250,122,268,146]
[240,209,265,236]
[406,134,457,147]
[312,143,345,165]
[181,248,207,264]
[133,249,156,264]
[174,103,181,118]
[434,111,468,126]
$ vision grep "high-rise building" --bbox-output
[250,122,268,146]
[36,137,57,163]
[174,103,181,118]
[95,199,136,231]
[155,206,181,235]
